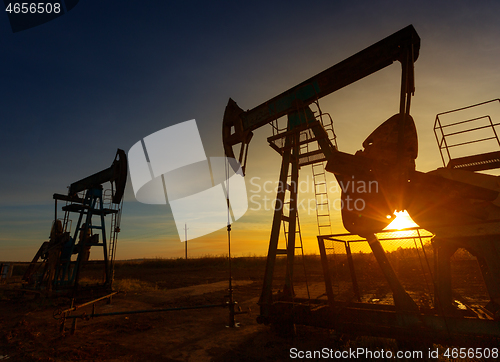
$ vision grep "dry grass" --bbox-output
[112,278,158,292]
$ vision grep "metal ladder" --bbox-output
[260,103,337,314]
[56,188,111,289]
[280,177,311,301]
[278,102,337,295]
[312,162,332,236]
[301,102,339,296]
[107,198,122,286]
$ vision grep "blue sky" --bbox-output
[1,0,500,260]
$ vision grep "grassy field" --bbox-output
[0,253,498,361]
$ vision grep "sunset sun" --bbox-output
[385,210,419,230]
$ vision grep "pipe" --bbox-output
[54,292,118,318]
[64,302,228,320]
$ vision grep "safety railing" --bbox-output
[434,99,500,171]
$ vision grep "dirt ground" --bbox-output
[0,258,344,362]
[0,255,497,361]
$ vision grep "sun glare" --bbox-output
[385,210,419,230]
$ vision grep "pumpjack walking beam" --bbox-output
[222,25,420,174]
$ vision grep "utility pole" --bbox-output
[184,223,188,259]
